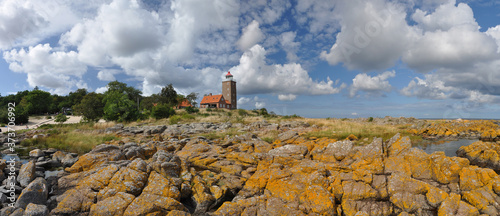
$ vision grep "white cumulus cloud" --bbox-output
[230,44,345,98]
[237,20,264,51]
[350,71,395,97]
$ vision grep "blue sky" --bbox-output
[1,0,500,118]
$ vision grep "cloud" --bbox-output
[350,71,395,97]
[401,73,500,104]
[320,0,417,71]
[278,94,297,101]
[411,1,477,32]
[294,0,338,34]
[237,20,264,51]
[230,44,345,97]
[255,101,266,109]
[279,31,300,62]
[0,0,81,49]
[3,43,88,95]
[238,97,251,105]
[97,69,121,81]
[351,112,358,116]
[486,25,500,53]
[400,74,453,99]
[95,86,108,94]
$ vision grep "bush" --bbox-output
[206,108,212,112]
[54,113,69,123]
[46,116,52,119]
[151,104,175,119]
[238,109,247,116]
[181,113,195,120]
[169,115,181,125]
[368,117,374,122]
[185,106,199,114]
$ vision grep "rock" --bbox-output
[268,144,308,160]
[9,208,23,216]
[123,171,187,215]
[61,154,78,167]
[24,203,49,216]
[438,193,480,216]
[0,207,16,216]
[97,158,149,200]
[35,159,61,169]
[277,131,299,142]
[15,177,48,209]
[18,161,36,187]
[51,151,66,162]
[29,149,44,158]
[457,141,500,171]
[89,192,135,216]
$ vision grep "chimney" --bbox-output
[209,93,212,96]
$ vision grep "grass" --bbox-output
[21,132,118,154]
[302,118,422,143]
[196,128,245,140]
[21,122,118,154]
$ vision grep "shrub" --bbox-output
[151,104,175,119]
[169,115,181,125]
[238,109,247,116]
[54,113,69,123]
[368,117,374,122]
[206,108,212,112]
[46,116,52,119]
[185,106,199,114]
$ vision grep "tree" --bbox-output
[67,89,88,107]
[22,90,52,115]
[14,105,29,125]
[107,81,142,101]
[73,93,104,122]
[158,84,177,106]
[54,113,69,124]
[102,81,142,122]
[151,103,175,119]
[186,92,199,107]
[103,91,139,122]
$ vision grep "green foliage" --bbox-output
[22,90,52,115]
[151,103,175,120]
[368,117,374,122]
[181,113,195,120]
[206,108,213,112]
[281,114,301,119]
[103,91,139,122]
[186,92,199,107]
[185,106,199,114]
[54,113,69,123]
[73,93,104,122]
[238,109,247,116]
[14,105,29,124]
[106,81,142,101]
[261,137,274,143]
[46,116,52,119]
[158,84,178,106]
[169,115,181,125]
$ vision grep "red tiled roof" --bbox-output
[178,99,192,107]
[226,71,232,76]
[225,100,231,105]
[200,94,225,104]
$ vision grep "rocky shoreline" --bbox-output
[1,120,500,215]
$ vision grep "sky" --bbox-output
[1,0,500,119]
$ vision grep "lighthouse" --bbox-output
[222,71,237,109]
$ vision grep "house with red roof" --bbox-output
[176,99,192,109]
[200,71,237,110]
